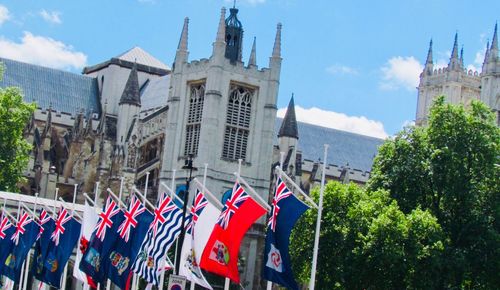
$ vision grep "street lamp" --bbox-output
[175,154,197,274]
[43,165,56,198]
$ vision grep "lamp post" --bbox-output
[175,154,197,274]
[43,165,57,198]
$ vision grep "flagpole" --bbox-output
[309,144,328,290]
[226,159,243,290]
[94,182,101,290]
[144,171,150,198]
[60,184,77,290]
[53,188,59,218]
[22,192,39,290]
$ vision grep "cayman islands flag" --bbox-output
[0,212,15,275]
[73,201,98,288]
[4,210,40,284]
[132,192,183,285]
[80,196,124,283]
[32,209,55,281]
[38,207,81,288]
[262,177,308,290]
[179,189,221,289]
[104,194,153,289]
[200,182,266,283]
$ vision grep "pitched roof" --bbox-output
[0,57,100,116]
[278,96,298,139]
[116,47,170,71]
[275,119,384,172]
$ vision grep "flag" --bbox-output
[0,213,15,275]
[39,207,82,288]
[179,189,220,289]
[32,209,56,281]
[200,182,266,283]
[73,201,99,288]
[262,177,309,290]
[80,196,124,283]
[105,194,153,289]
[3,211,40,283]
[132,192,183,285]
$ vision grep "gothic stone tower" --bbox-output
[160,8,282,289]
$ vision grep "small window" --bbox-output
[184,82,205,156]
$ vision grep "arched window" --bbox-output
[222,84,254,161]
[184,82,205,156]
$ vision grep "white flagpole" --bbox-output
[22,192,39,290]
[144,172,150,198]
[226,160,242,290]
[309,144,328,290]
[119,176,125,202]
[53,188,59,218]
[61,184,77,290]
[94,182,101,290]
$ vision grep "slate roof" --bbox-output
[140,75,170,112]
[0,57,100,116]
[275,118,385,172]
[116,47,170,71]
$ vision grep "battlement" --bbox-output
[182,56,271,80]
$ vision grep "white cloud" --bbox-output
[277,105,388,139]
[0,32,87,70]
[39,10,61,24]
[0,5,10,26]
[326,64,358,75]
[380,56,423,91]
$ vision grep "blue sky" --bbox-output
[0,0,498,138]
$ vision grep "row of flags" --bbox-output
[0,169,311,290]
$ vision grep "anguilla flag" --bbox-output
[40,207,82,288]
[105,194,153,289]
[80,196,124,283]
[262,177,309,290]
[200,182,266,283]
[0,213,15,275]
[3,211,40,283]
[132,192,183,285]
[32,209,55,281]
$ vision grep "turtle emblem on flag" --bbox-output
[209,240,229,265]
[266,244,283,273]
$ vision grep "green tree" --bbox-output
[0,63,36,191]
[369,97,500,288]
[290,182,445,289]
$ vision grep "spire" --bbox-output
[178,17,189,51]
[448,32,461,70]
[460,45,464,67]
[216,7,226,44]
[490,22,498,60]
[278,94,298,139]
[483,39,491,68]
[248,37,257,67]
[424,39,433,75]
[119,62,141,106]
[451,32,459,59]
[272,23,282,58]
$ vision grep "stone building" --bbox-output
[416,24,500,126]
[0,6,384,289]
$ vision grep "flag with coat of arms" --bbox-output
[80,196,124,283]
[104,194,153,289]
[200,182,267,283]
[262,177,309,290]
[73,201,99,288]
[132,192,183,285]
[3,210,40,283]
[31,209,55,281]
[38,206,81,288]
[179,189,221,289]
[0,212,15,276]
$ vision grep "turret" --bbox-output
[174,17,189,68]
[224,6,243,63]
[212,7,226,62]
[489,23,498,62]
[248,37,257,68]
[117,63,141,146]
[269,23,282,80]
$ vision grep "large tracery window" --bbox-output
[222,84,255,161]
[184,82,205,156]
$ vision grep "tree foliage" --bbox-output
[369,96,500,288]
[0,64,36,191]
[290,182,445,289]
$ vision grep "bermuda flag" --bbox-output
[32,209,55,281]
[179,189,221,289]
[39,207,82,288]
[200,182,266,283]
[80,196,124,283]
[3,211,40,283]
[73,201,98,288]
[0,213,15,275]
[105,194,153,289]
[132,192,183,285]
[262,177,309,290]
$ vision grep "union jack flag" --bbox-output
[186,190,208,234]
[96,197,120,241]
[51,207,72,245]
[151,192,177,237]
[0,214,12,239]
[117,194,146,242]
[37,209,52,239]
[268,177,293,231]
[217,182,249,229]
[11,211,31,245]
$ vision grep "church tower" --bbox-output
[160,8,282,288]
[480,23,500,124]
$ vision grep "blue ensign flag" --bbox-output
[262,177,309,290]
[32,210,56,281]
[0,215,15,276]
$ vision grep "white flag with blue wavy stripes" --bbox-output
[131,192,183,285]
